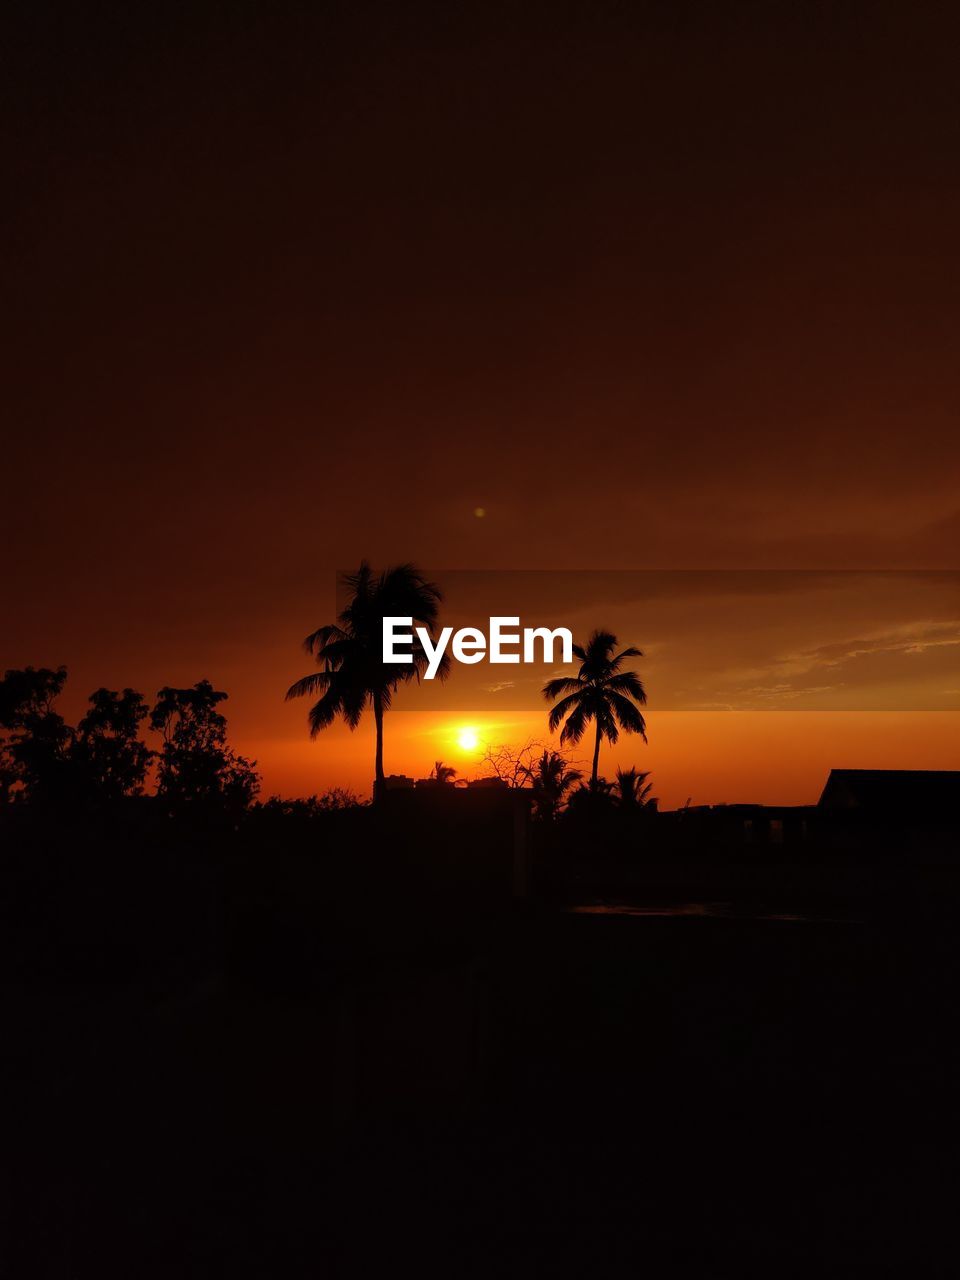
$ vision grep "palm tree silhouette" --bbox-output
[286,562,449,797]
[431,760,458,786]
[529,749,582,821]
[542,630,647,787]
[615,766,656,810]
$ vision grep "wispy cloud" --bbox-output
[782,621,960,673]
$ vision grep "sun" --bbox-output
[457,726,479,752]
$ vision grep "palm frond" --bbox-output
[609,646,644,673]
[307,687,346,737]
[542,676,582,701]
[614,646,644,661]
[302,624,348,656]
[559,703,588,746]
[285,671,333,701]
[547,691,583,733]
[340,681,369,730]
[585,630,618,658]
[597,706,620,745]
[609,691,648,740]
[606,671,647,703]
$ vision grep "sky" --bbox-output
[4,1,959,805]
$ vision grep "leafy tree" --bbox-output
[542,630,647,787]
[529,749,582,821]
[615,767,657,811]
[0,750,17,808]
[314,787,368,811]
[286,562,449,798]
[150,680,259,812]
[73,687,153,801]
[565,776,617,819]
[0,666,72,804]
[258,789,367,817]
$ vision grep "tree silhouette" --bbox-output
[431,760,458,786]
[286,562,449,798]
[529,749,582,821]
[150,680,259,812]
[615,766,657,811]
[74,687,153,801]
[565,776,616,819]
[542,630,647,787]
[0,666,72,804]
[479,739,545,789]
[258,788,367,817]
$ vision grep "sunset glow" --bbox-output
[4,3,957,808]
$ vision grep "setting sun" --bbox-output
[457,727,480,752]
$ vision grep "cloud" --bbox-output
[700,621,960,710]
[783,621,960,672]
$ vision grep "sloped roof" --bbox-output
[818,769,960,813]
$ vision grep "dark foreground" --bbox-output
[4,816,960,1276]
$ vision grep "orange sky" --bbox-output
[259,710,960,809]
[3,5,959,804]
[9,568,957,806]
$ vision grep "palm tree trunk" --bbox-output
[591,719,602,787]
[373,691,385,801]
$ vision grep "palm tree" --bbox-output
[542,630,647,787]
[431,760,458,786]
[529,749,582,821]
[286,562,449,798]
[615,767,657,810]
